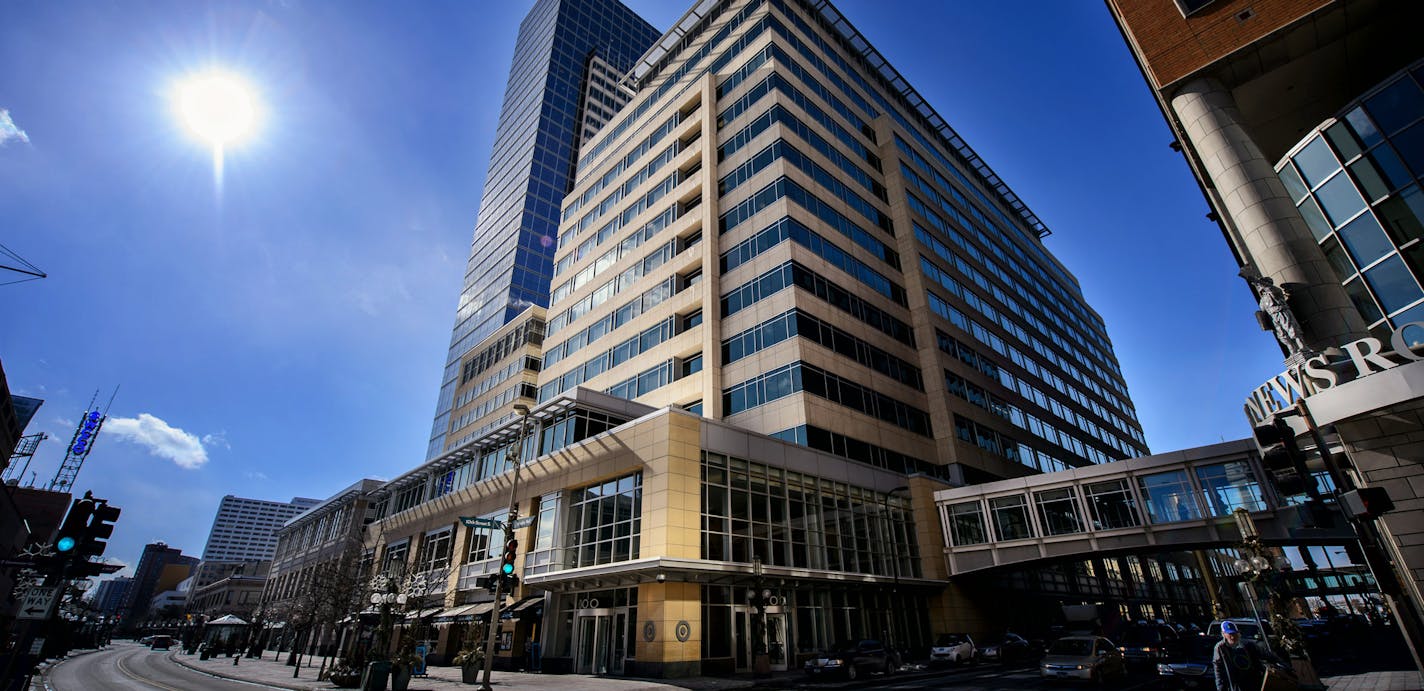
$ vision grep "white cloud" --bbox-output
[245,470,268,481]
[202,431,231,450]
[0,109,29,146]
[104,413,209,469]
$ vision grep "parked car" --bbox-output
[137,635,155,646]
[1156,635,1217,690]
[149,635,173,651]
[929,633,976,666]
[803,639,896,680]
[980,632,1037,664]
[1039,635,1127,683]
[1207,618,1271,641]
[1116,623,1178,666]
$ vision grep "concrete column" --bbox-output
[1171,77,1368,352]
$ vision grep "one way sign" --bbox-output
[17,587,57,620]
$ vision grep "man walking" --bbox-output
[1213,621,1280,691]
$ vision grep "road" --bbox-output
[774,662,1163,690]
[46,643,283,691]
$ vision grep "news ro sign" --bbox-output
[1244,322,1424,426]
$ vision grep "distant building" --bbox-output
[260,479,382,654]
[186,562,269,620]
[118,542,198,628]
[92,577,132,617]
[201,495,321,563]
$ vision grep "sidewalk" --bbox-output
[170,649,763,691]
[1320,670,1424,690]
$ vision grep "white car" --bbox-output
[929,633,975,666]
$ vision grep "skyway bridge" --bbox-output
[934,440,1354,576]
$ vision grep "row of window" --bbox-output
[943,460,1265,546]
[455,356,540,410]
[722,138,892,236]
[939,331,1125,465]
[771,424,956,483]
[722,261,914,346]
[718,69,880,182]
[722,215,904,305]
[458,318,545,386]
[546,232,689,338]
[724,361,932,436]
[561,112,680,225]
[953,414,1073,474]
[905,173,1125,398]
[447,382,538,442]
[897,136,1111,354]
[928,291,1142,460]
[723,308,923,390]
[720,102,884,201]
[561,144,680,274]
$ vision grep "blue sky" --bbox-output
[0,0,1286,576]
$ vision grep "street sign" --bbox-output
[17,587,57,620]
[29,638,44,655]
[459,516,502,530]
[511,516,535,530]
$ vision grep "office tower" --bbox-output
[92,576,132,617]
[200,495,321,563]
[427,0,662,459]
[118,542,198,627]
[364,0,1153,677]
[540,0,1149,480]
[1108,0,1424,652]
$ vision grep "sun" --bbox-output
[173,71,260,148]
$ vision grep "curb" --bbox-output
[168,651,329,691]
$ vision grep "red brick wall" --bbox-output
[1109,0,1331,89]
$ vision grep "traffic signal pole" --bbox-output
[479,405,530,691]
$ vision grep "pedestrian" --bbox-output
[1212,621,1278,691]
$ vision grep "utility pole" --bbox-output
[479,404,531,691]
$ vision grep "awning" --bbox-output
[432,604,479,623]
[207,615,249,626]
[509,598,543,614]
[403,607,443,620]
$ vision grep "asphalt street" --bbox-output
[46,643,285,691]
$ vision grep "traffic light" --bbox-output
[1341,487,1395,519]
[54,495,95,555]
[1253,417,1314,497]
[79,501,121,560]
[500,537,519,576]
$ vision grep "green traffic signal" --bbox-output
[56,536,76,552]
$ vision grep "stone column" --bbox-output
[1171,77,1368,352]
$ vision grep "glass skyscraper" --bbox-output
[429,0,660,458]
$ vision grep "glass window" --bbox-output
[989,495,1033,541]
[1394,123,1424,178]
[1364,76,1424,135]
[1297,197,1333,242]
[1315,172,1368,227]
[1378,186,1424,246]
[1294,137,1340,187]
[1322,236,1357,280]
[1364,255,1423,315]
[1084,479,1140,530]
[947,501,987,546]
[1034,488,1083,536]
[1278,163,1309,202]
[1194,462,1265,515]
[1343,106,1383,148]
[1345,278,1385,323]
[1325,120,1365,160]
[1337,213,1395,267]
[1137,470,1201,523]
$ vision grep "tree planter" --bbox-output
[462,664,480,684]
[390,663,412,691]
[360,661,390,691]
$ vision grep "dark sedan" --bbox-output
[1156,635,1216,690]
[804,639,897,680]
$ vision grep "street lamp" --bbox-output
[479,403,532,691]
[883,486,909,652]
[1232,508,1284,657]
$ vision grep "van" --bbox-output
[150,635,173,651]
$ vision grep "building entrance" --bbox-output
[734,606,788,673]
[574,607,628,674]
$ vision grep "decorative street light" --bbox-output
[479,403,533,691]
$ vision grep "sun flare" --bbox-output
[174,71,260,148]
